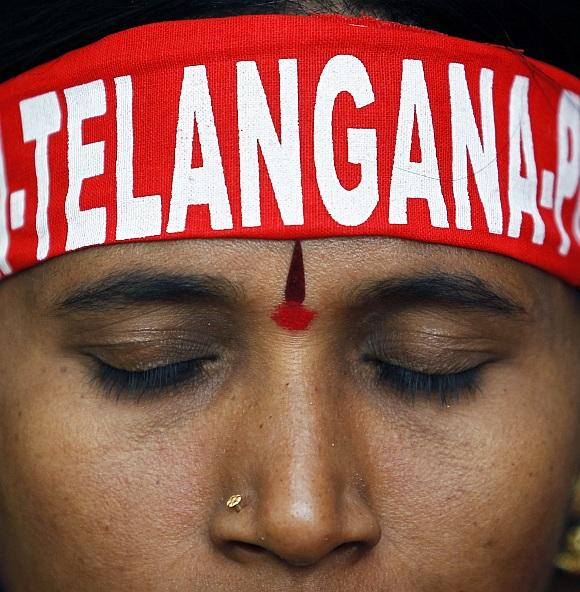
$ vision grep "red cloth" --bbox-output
[0,14,578,284]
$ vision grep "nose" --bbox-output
[250,474,382,566]
[209,370,381,568]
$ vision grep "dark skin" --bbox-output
[0,237,578,591]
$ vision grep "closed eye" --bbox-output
[364,357,483,406]
[92,356,217,402]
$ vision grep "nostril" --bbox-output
[333,541,371,562]
[226,539,364,566]
[234,541,268,555]
[225,540,269,561]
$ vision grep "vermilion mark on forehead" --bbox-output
[271,241,317,331]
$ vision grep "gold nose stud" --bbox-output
[226,494,243,512]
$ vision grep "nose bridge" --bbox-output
[251,335,334,445]
[258,365,340,515]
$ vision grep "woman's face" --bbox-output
[0,238,578,592]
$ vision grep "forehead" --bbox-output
[11,237,560,316]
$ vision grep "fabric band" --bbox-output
[0,14,579,284]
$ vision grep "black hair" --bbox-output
[0,0,579,83]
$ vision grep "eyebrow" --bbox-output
[355,272,529,317]
[54,270,241,313]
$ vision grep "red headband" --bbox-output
[0,14,579,284]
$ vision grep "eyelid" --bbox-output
[359,326,506,374]
[357,306,526,355]
[79,336,224,372]
[362,336,499,375]
[62,308,239,357]
[363,352,487,376]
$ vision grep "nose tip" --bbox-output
[211,490,382,568]
[256,499,382,567]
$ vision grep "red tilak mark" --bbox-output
[271,241,317,331]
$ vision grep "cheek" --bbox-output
[0,363,221,589]
[364,362,579,591]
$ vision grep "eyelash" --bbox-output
[94,358,212,402]
[368,358,482,406]
[93,356,481,406]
